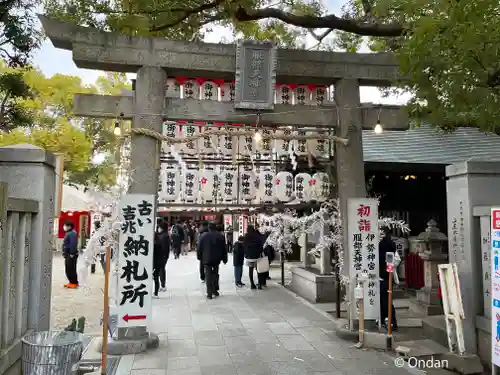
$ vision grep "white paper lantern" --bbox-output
[294,130,308,156]
[238,133,255,155]
[199,169,215,202]
[182,124,199,155]
[256,128,273,157]
[219,128,235,156]
[275,171,294,202]
[221,168,238,201]
[183,169,199,202]
[312,172,330,201]
[162,121,178,153]
[199,126,218,155]
[256,170,276,204]
[294,173,312,202]
[308,132,330,158]
[239,170,256,200]
[159,167,180,201]
[275,129,292,157]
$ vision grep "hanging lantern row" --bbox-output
[162,123,333,158]
[163,77,332,105]
[159,169,330,204]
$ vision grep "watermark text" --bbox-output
[394,356,448,369]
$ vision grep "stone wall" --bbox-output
[0,144,56,375]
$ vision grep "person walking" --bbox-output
[233,236,245,287]
[243,225,265,290]
[197,222,209,282]
[379,226,398,331]
[182,222,191,255]
[170,220,184,259]
[197,222,227,299]
[62,220,79,288]
[189,223,196,252]
[153,221,170,297]
[226,226,234,253]
[260,242,275,287]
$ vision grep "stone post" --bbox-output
[409,220,448,315]
[0,144,56,331]
[334,79,366,328]
[299,233,310,267]
[446,161,500,354]
[115,66,166,348]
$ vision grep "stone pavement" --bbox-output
[115,252,422,375]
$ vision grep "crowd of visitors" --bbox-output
[63,216,398,330]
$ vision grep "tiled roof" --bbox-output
[362,125,500,164]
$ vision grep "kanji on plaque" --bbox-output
[347,198,380,321]
[118,194,155,328]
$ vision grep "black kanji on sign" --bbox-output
[123,236,150,257]
[120,284,148,307]
[367,261,375,271]
[366,233,375,242]
[121,205,137,234]
[121,260,148,283]
[138,200,153,219]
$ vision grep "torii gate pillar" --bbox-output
[114,66,166,350]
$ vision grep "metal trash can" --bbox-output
[22,331,84,375]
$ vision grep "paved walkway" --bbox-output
[116,252,419,375]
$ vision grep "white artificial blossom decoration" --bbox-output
[256,199,410,288]
[287,141,297,170]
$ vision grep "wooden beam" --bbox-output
[74,94,409,130]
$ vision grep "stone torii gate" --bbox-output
[40,14,408,352]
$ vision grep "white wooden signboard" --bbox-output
[347,198,380,321]
[117,194,155,329]
[491,208,500,366]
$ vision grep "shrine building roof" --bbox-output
[363,124,500,165]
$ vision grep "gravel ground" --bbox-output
[50,252,105,334]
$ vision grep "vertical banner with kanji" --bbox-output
[348,198,380,320]
[117,194,155,329]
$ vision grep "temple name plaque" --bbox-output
[234,40,277,110]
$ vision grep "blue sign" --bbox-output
[493,299,500,308]
[495,231,500,237]
[493,240,500,248]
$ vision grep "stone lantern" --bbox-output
[409,220,448,315]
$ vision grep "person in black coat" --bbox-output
[153,221,170,297]
[243,225,265,289]
[379,226,398,330]
[197,222,227,299]
[197,221,209,282]
[233,236,245,287]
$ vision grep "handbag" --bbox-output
[256,256,270,273]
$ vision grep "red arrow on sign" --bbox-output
[122,314,147,322]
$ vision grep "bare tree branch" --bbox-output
[233,7,404,37]
[149,0,226,31]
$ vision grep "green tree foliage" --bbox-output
[44,0,500,131]
[0,67,131,189]
[0,0,42,67]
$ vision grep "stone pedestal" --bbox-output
[409,220,448,316]
[290,267,343,303]
[411,253,448,315]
